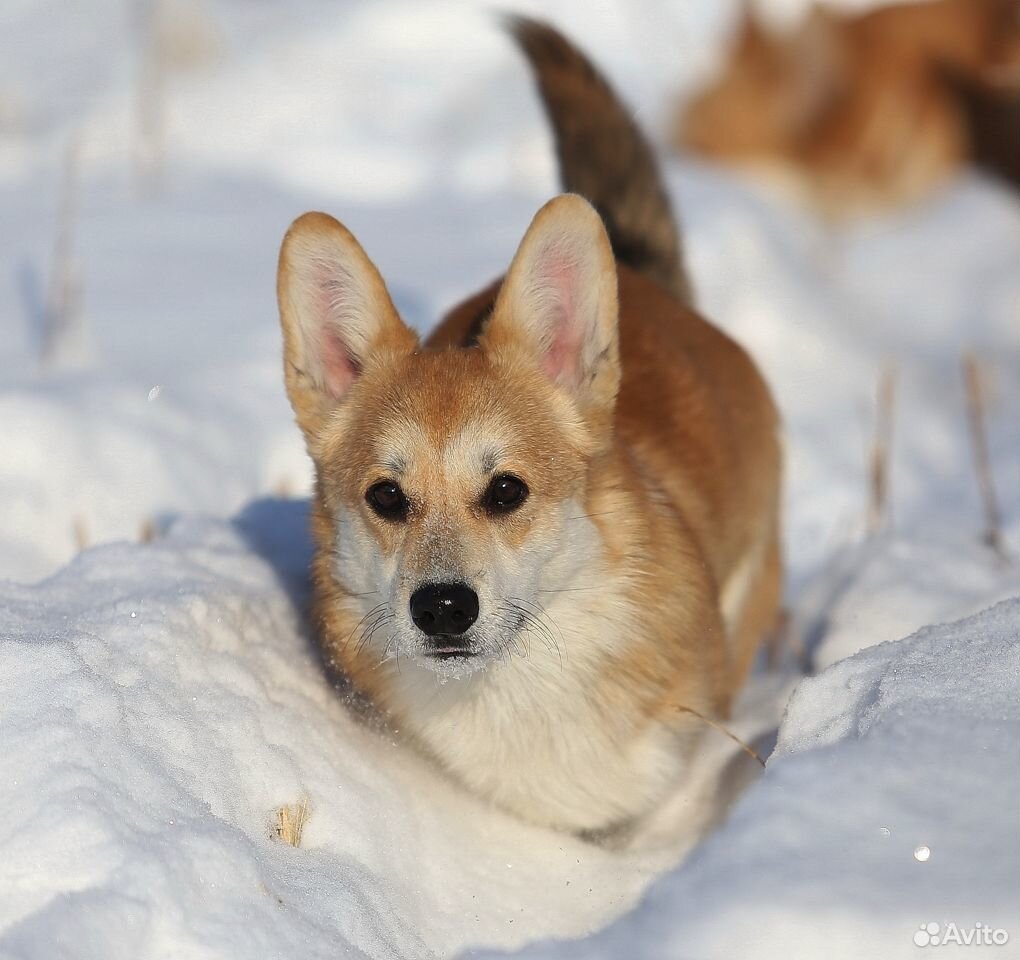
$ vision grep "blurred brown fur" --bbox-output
[677,0,1020,215]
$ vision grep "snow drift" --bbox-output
[0,505,680,959]
[2,505,1016,959]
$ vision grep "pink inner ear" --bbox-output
[537,248,584,387]
[307,261,363,400]
[318,325,359,399]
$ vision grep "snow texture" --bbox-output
[0,509,681,959]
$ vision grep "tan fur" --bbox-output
[677,0,1020,215]
[277,21,781,833]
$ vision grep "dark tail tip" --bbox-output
[506,15,692,304]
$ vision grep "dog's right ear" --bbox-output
[277,212,418,440]
[482,194,620,446]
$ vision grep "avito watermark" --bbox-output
[915,922,1010,948]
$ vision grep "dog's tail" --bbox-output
[507,16,692,304]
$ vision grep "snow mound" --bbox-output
[0,502,724,959]
[480,598,1020,960]
[794,530,1020,670]
[3,500,1015,959]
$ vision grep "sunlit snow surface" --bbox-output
[1,0,1018,957]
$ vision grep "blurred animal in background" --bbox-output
[675,0,1020,216]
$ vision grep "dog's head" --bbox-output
[277,195,619,677]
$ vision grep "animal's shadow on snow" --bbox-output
[233,496,321,659]
[234,497,315,611]
[233,496,374,713]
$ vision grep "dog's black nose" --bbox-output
[410,583,479,636]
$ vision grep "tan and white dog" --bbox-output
[276,18,782,835]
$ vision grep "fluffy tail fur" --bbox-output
[508,16,692,303]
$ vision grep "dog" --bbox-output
[677,0,1020,216]
[275,18,781,835]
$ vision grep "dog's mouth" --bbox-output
[425,636,478,661]
[417,611,529,666]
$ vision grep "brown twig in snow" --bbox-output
[271,797,311,847]
[867,363,897,533]
[962,353,1006,560]
[72,516,89,553]
[671,704,766,769]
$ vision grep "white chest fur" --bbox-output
[386,596,689,833]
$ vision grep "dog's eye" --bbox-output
[366,481,408,519]
[485,474,528,513]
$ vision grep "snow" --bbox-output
[797,530,1020,670]
[2,514,1015,958]
[1,0,1018,957]
[750,0,934,30]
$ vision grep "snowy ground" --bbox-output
[1,0,1018,957]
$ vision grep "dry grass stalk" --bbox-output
[135,0,221,187]
[273,476,294,499]
[672,704,766,769]
[0,89,24,134]
[271,798,311,848]
[72,516,89,553]
[41,136,84,370]
[139,517,158,544]
[135,11,167,186]
[962,353,1005,559]
[153,0,221,71]
[867,362,897,533]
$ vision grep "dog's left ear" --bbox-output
[277,212,418,442]
[483,194,620,436]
